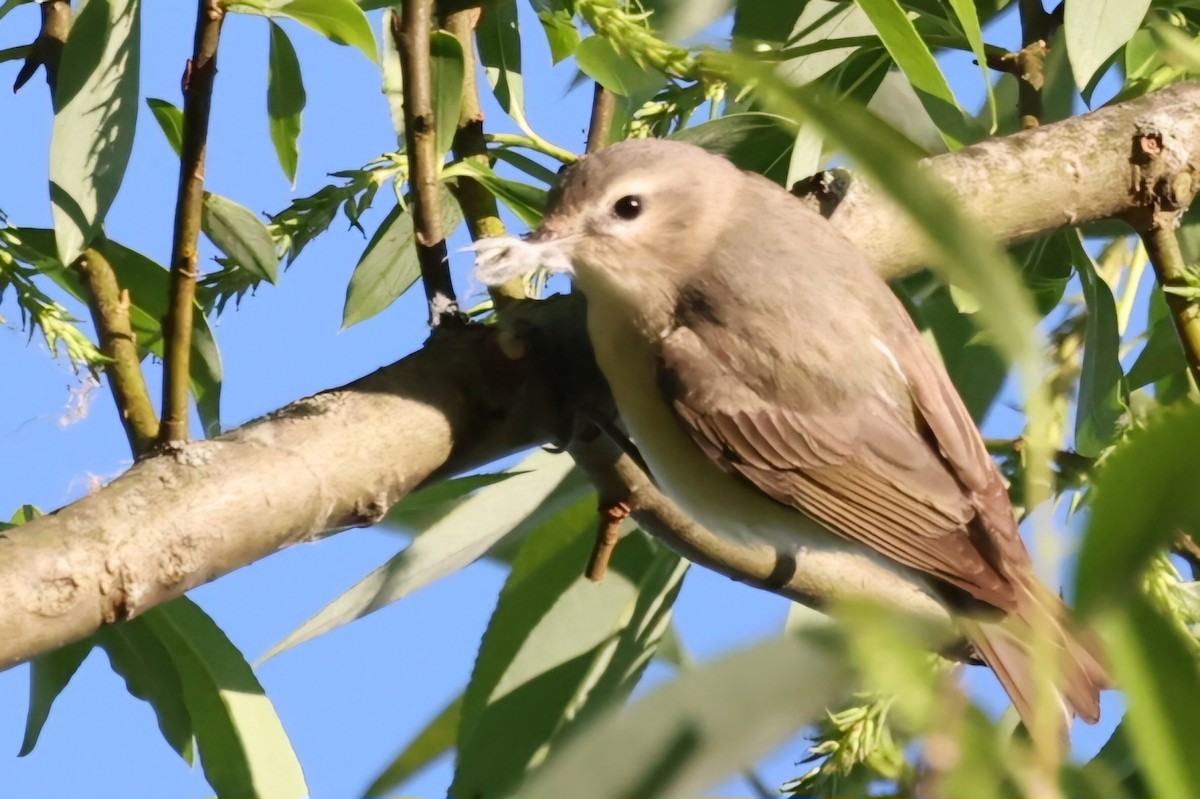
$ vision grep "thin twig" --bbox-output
[397,0,460,325]
[585,83,616,154]
[77,247,160,453]
[12,0,69,97]
[1141,225,1200,386]
[586,499,629,582]
[1014,0,1053,128]
[160,0,225,444]
[440,6,523,304]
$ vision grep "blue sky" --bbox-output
[0,2,1123,797]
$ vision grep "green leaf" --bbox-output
[430,30,465,159]
[944,0,995,130]
[381,9,405,141]
[17,230,224,435]
[1070,233,1127,457]
[364,695,462,796]
[1127,293,1187,390]
[0,0,32,23]
[1075,404,1200,614]
[671,113,797,185]
[442,160,547,227]
[382,471,523,532]
[1098,594,1200,799]
[99,618,195,763]
[1011,229,1073,315]
[731,0,806,44]
[477,0,529,128]
[202,193,280,285]
[852,0,977,148]
[452,506,686,798]
[20,639,94,757]
[50,0,141,265]
[262,451,589,659]
[490,148,559,186]
[141,598,307,799]
[517,634,848,799]
[1065,0,1151,90]
[641,0,731,41]
[340,186,462,327]
[575,35,666,102]
[530,1,580,63]
[146,97,184,156]
[268,22,306,185]
[228,0,378,63]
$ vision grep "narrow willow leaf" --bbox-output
[442,160,547,227]
[142,598,307,799]
[20,639,93,756]
[202,193,280,284]
[145,97,184,156]
[382,471,523,533]
[262,451,588,659]
[430,30,465,159]
[1065,0,1151,90]
[1070,233,1127,457]
[517,634,848,799]
[641,0,731,40]
[267,22,306,185]
[453,508,686,798]
[671,113,797,185]
[1098,594,1200,799]
[852,0,977,148]
[491,148,559,186]
[99,618,195,763]
[0,0,31,23]
[1127,293,1186,390]
[364,695,462,796]
[575,35,665,101]
[50,0,141,265]
[530,0,580,63]
[341,186,462,328]
[227,0,377,63]
[1075,405,1200,614]
[945,0,995,130]
[731,0,806,44]
[477,0,529,129]
[381,9,404,141]
[16,230,224,435]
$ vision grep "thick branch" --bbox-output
[76,247,160,453]
[397,0,459,323]
[5,84,1200,667]
[160,0,225,444]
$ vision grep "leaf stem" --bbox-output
[396,0,460,325]
[485,132,578,163]
[1140,224,1200,387]
[160,0,225,444]
[76,246,160,454]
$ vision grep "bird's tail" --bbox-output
[961,585,1108,735]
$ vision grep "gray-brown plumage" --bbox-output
[473,137,1107,729]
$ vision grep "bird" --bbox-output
[472,137,1107,730]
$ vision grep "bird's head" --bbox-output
[473,139,738,304]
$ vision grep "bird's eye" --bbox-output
[612,195,643,220]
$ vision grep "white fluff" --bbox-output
[469,234,575,287]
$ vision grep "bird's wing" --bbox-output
[657,318,1026,611]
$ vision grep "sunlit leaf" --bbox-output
[268,22,306,185]
[141,598,307,799]
[430,30,465,159]
[382,471,523,533]
[19,639,93,757]
[227,0,377,63]
[575,35,665,101]
[381,9,404,141]
[944,0,995,129]
[364,694,461,796]
[50,0,141,265]
[477,0,528,128]
[529,0,579,63]
[1076,404,1200,614]
[263,451,589,659]
[145,97,183,156]
[202,193,280,285]
[1127,293,1187,390]
[1065,0,1151,90]
[442,160,546,227]
[517,634,848,799]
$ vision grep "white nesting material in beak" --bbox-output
[470,234,576,287]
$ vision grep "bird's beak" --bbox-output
[470,222,577,288]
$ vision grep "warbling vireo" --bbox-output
[473,138,1106,729]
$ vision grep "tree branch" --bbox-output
[160,0,225,444]
[586,83,616,154]
[76,247,160,453]
[397,0,460,324]
[12,0,69,96]
[4,84,1200,668]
